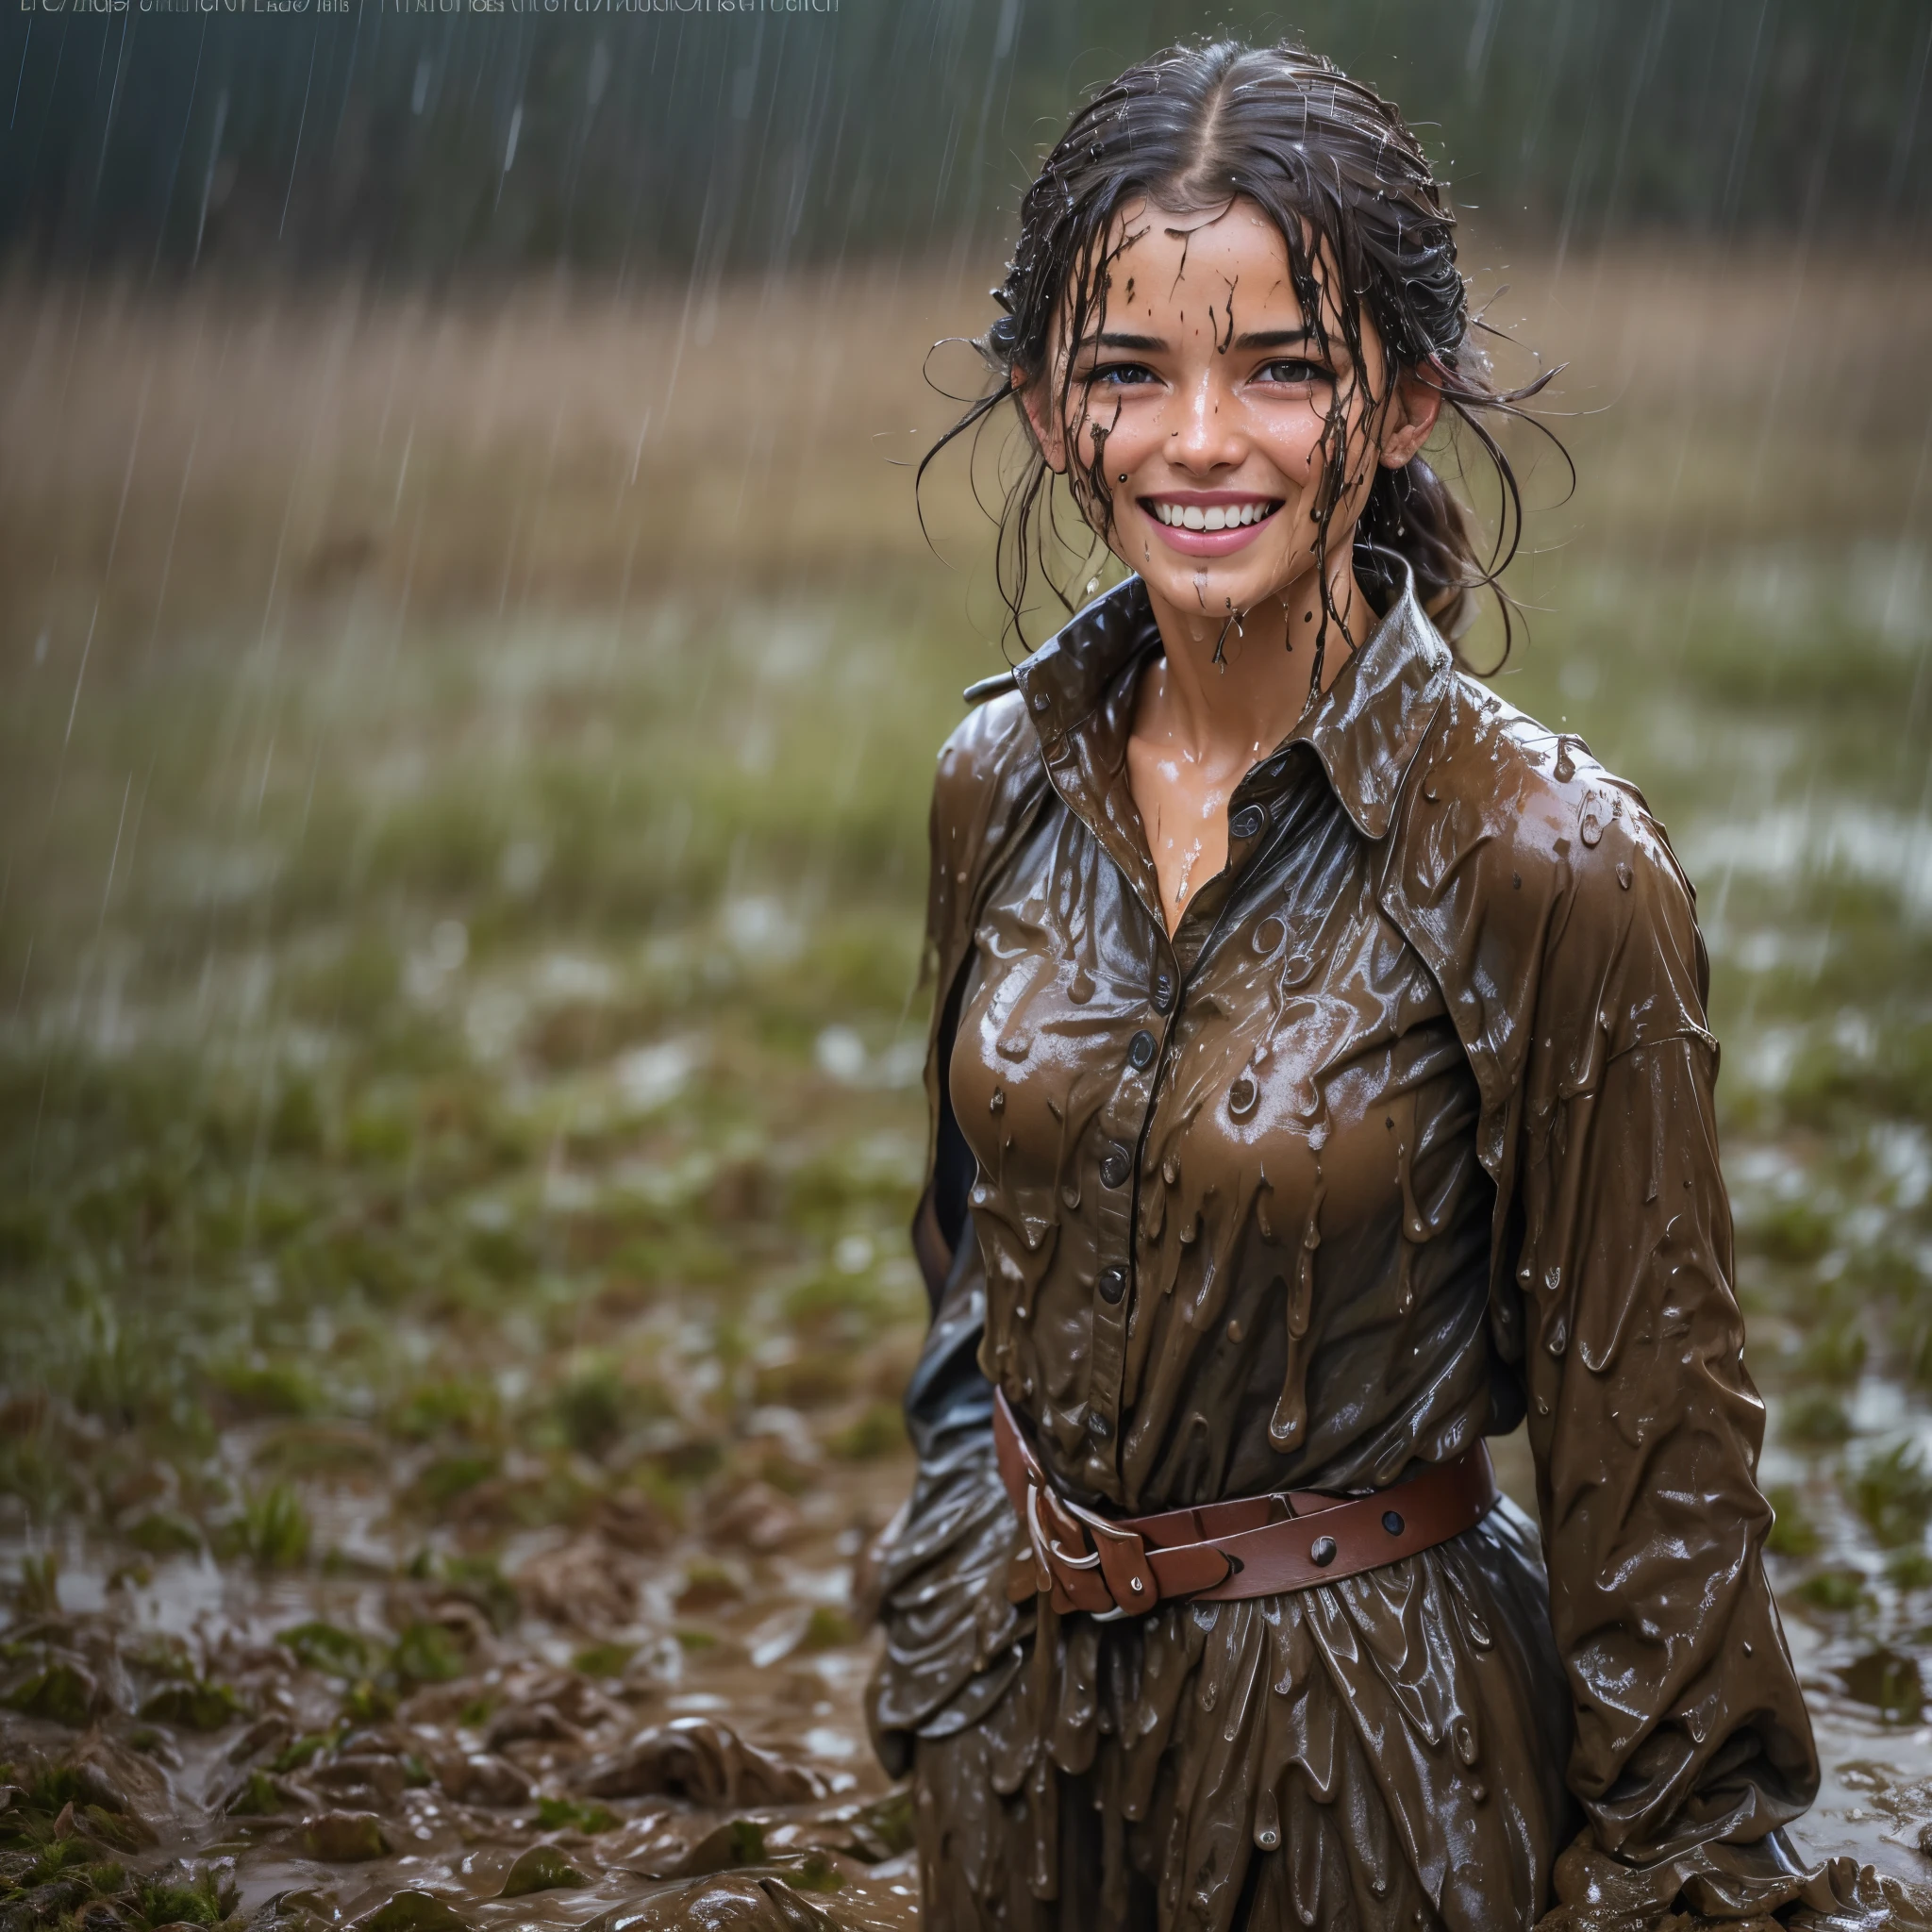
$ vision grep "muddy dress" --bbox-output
[866,575,1881,1932]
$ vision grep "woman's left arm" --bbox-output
[1516,803,1826,1921]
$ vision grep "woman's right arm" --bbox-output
[863,692,1045,1774]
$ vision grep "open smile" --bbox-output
[1140,492,1284,556]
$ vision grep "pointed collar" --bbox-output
[1009,564,1456,841]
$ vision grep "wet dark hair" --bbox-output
[921,39,1561,678]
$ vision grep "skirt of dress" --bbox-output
[895,1495,1578,1932]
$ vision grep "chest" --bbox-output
[951,777,1462,1243]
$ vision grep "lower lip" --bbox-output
[1142,508,1278,557]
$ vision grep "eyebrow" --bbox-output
[1077,325,1316,355]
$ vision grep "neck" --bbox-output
[1136,549,1368,767]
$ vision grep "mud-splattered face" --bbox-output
[1022,195,1436,629]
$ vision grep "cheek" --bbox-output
[1074,401,1163,474]
[1246,402,1330,488]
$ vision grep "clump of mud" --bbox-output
[3,1439,921,1932]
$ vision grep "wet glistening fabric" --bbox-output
[865,575,1924,1929]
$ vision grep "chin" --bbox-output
[1141,553,1295,614]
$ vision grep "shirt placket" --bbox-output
[1074,769,1290,1484]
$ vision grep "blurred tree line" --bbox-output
[0,0,1925,281]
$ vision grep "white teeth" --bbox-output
[1153,501,1274,529]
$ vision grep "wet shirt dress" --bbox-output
[866,577,1842,1932]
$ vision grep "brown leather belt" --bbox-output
[993,1388,1498,1619]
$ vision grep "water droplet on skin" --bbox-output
[990,1087,1005,1113]
[1554,737,1576,784]
[1226,1318,1242,1342]
[1616,861,1633,890]
[1580,811,1604,848]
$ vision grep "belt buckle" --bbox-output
[1058,1494,1158,1621]
[1024,1480,1151,1621]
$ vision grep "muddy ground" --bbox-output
[4,251,1932,1927]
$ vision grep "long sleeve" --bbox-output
[1516,815,1833,1922]
[864,697,1043,1775]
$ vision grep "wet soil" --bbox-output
[4,266,1932,1928]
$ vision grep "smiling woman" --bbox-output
[1011,203,1454,925]
[870,37,1932,1932]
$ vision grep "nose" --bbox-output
[1168,365,1244,476]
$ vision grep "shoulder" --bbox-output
[930,687,1044,859]
[1420,673,1696,924]
[924,686,1049,966]
[1388,674,1710,1079]
[935,685,1033,804]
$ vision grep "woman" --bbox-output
[865,41,1916,1932]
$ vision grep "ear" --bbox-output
[1378,369,1442,471]
[1015,366,1070,475]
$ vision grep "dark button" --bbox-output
[1153,972,1174,1012]
[1382,1510,1406,1537]
[1230,805,1264,839]
[1097,1266,1127,1304]
[1309,1535,1338,1568]
[1100,1149,1131,1188]
[1127,1029,1157,1070]
[1086,1409,1112,1441]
